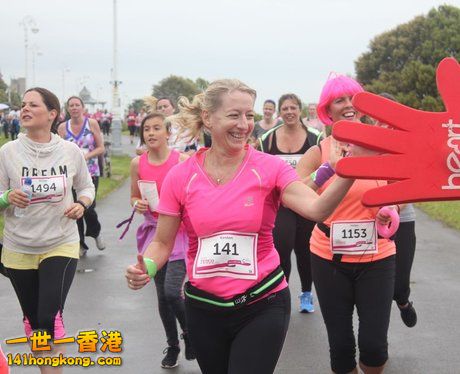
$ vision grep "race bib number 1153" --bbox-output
[330,220,377,255]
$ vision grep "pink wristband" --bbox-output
[376,206,400,238]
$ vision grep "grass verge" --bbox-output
[416,201,460,231]
[97,155,132,200]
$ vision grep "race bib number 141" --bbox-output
[193,231,258,280]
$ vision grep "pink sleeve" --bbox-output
[275,158,299,193]
[156,167,183,217]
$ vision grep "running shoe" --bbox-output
[181,333,196,360]
[95,234,106,250]
[79,245,88,257]
[161,346,180,369]
[299,291,314,313]
[397,301,417,327]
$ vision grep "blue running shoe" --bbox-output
[299,291,314,313]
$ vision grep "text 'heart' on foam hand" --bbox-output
[332,57,460,207]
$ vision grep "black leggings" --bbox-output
[273,206,315,292]
[186,287,291,374]
[394,221,416,305]
[154,260,187,347]
[73,176,101,249]
[311,254,395,374]
[6,256,77,339]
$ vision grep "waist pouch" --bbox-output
[184,266,284,311]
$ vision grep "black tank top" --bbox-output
[267,127,312,169]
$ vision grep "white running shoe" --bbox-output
[95,234,106,250]
[79,245,88,257]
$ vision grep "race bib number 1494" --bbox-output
[24,175,67,204]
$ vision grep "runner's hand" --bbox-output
[8,189,30,208]
[329,138,349,169]
[375,205,398,226]
[64,203,85,220]
[333,57,460,206]
[126,254,150,290]
[134,199,149,214]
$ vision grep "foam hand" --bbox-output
[333,57,460,206]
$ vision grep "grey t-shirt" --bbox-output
[252,120,282,140]
[400,203,416,222]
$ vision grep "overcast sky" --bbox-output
[1,0,459,112]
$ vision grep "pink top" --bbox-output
[138,149,181,209]
[157,145,297,299]
[138,149,187,261]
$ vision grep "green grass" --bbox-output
[0,154,132,235]
[97,155,132,200]
[0,137,10,147]
[416,201,460,231]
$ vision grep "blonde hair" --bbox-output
[142,96,158,114]
[172,79,257,142]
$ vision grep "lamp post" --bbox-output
[20,16,39,90]
[76,75,90,93]
[31,44,42,86]
[111,0,123,155]
[61,67,71,105]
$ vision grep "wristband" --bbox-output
[0,189,12,208]
[376,206,400,238]
[76,200,88,212]
[312,162,335,187]
[143,258,158,278]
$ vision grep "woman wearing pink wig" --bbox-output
[297,75,399,374]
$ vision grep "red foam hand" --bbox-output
[333,57,460,206]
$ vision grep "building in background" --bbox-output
[79,86,106,112]
[10,78,26,97]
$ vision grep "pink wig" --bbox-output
[317,74,364,125]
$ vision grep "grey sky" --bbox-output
[1,0,459,112]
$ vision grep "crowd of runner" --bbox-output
[0,75,419,374]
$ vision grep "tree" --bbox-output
[152,75,201,104]
[355,5,460,111]
[129,98,145,113]
[0,75,21,108]
[0,75,8,104]
[195,78,210,92]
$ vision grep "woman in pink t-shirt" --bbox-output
[126,79,355,374]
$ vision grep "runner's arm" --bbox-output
[296,146,322,190]
[130,157,149,214]
[73,147,95,205]
[142,214,181,270]
[85,119,105,160]
[56,122,66,138]
[281,177,354,223]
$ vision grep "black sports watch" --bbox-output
[76,200,88,212]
